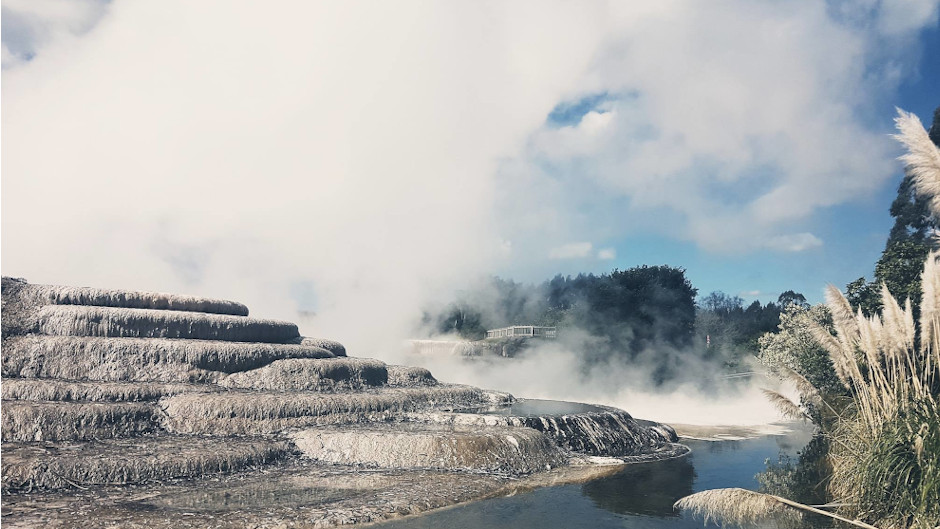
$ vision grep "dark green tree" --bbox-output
[695,291,795,368]
[777,290,808,308]
[847,106,940,315]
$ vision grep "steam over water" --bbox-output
[392,341,793,427]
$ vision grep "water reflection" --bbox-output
[140,476,355,512]
[581,456,694,517]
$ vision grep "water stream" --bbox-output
[374,425,821,529]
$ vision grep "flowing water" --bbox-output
[374,425,823,529]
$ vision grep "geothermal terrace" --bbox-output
[0,277,686,528]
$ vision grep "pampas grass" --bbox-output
[674,488,880,529]
[37,305,299,343]
[2,335,335,382]
[24,282,250,316]
[219,358,389,391]
[790,257,940,528]
[0,379,213,402]
[895,109,940,219]
[679,109,940,529]
[775,364,822,404]
[1,401,159,442]
[675,488,802,528]
[760,389,809,421]
[807,279,938,434]
[1,436,289,492]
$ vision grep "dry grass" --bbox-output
[0,378,213,402]
[1,435,289,492]
[23,282,250,316]
[760,389,809,421]
[160,385,491,435]
[386,365,438,387]
[2,335,334,382]
[674,488,803,528]
[1,401,159,442]
[794,266,940,528]
[681,110,940,529]
[290,423,564,475]
[36,305,299,343]
[219,358,388,391]
[807,280,939,436]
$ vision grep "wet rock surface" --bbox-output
[1,277,686,527]
[290,422,566,474]
[1,455,629,529]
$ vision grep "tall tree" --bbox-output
[847,106,940,315]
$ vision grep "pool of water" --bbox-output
[460,399,607,417]
[373,425,824,529]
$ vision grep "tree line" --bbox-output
[425,265,811,381]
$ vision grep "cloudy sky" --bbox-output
[2,0,939,352]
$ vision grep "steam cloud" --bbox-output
[3,0,937,416]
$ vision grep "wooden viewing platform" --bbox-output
[485,326,557,339]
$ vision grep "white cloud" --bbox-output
[1,0,936,355]
[502,0,936,253]
[1,0,110,68]
[549,242,594,260]
[764,233,824,253]
[597,247,617,260]
[739,290,763,297]
[1,1,609,354]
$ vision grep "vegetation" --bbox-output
[427,266,699,382]
[756,434,830,507]
[757,303,845,398]
[846,107,940,316]
[696,290,802,370]
[676,109,940,528]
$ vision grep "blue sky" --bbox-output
[564,68,936,306]
[2,1,939,349]
[491,21,940,306]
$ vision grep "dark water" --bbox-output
[375,427,819,529]
[462,398,606,417]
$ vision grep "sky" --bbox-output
[2,0,939,354]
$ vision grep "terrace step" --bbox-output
[413,406,681,457]
[2,335,335,383]
[219,358,389,391]
[1,401,159,442]
[290,422,564,475]
[386,365,437,387]
[15,280,251,316]
[0,379,215,402]
[1,435,289,492]
[160,385,504,435]
[36,305,300,343]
